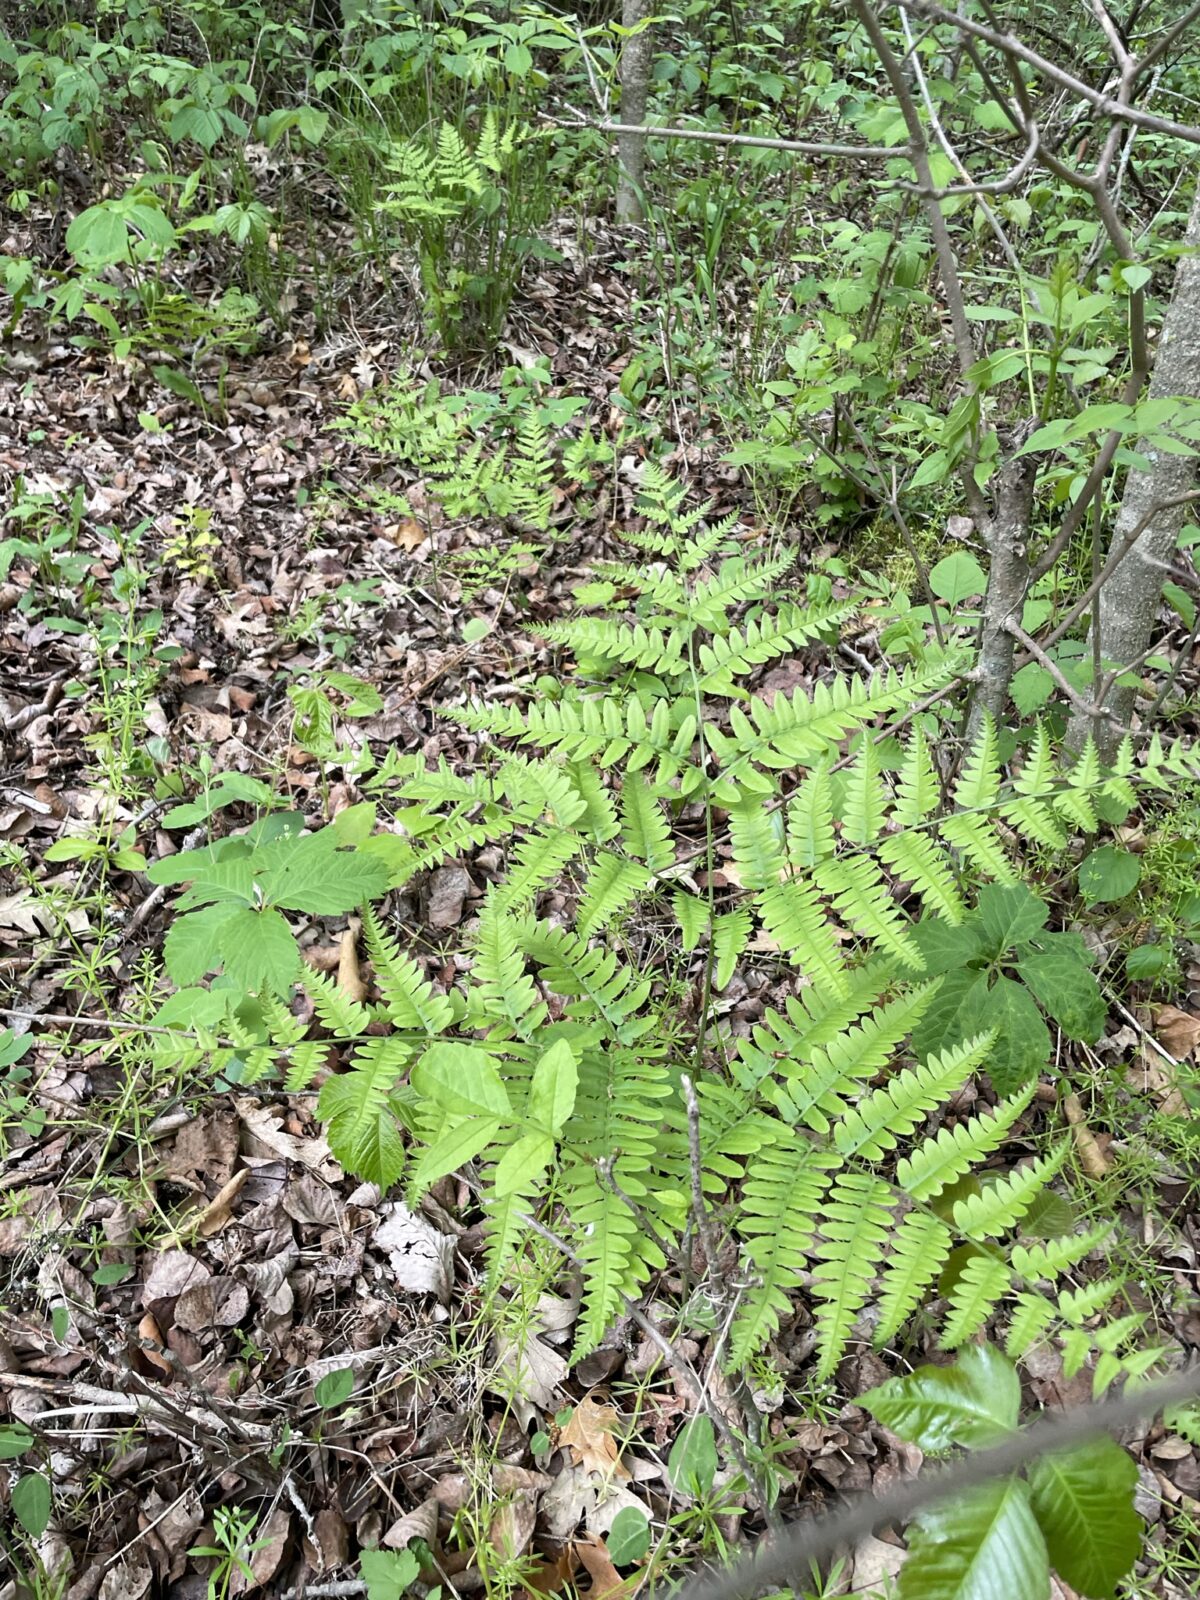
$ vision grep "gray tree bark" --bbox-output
[966,450,1040,743]
[1067,182,1200,757]
[615,0,654,223]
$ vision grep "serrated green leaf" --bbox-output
[493,1129,554,1197]
[910,969,989,1062]
[979,977,1051,1093]
[1015,954,1105,1042]
[360,1547,421,1600]
[976,884,1048,955]
[862,1343,1019,1452]
[929,552,986,604]
[912,917,984,975]
[1027,1439,1140,1599]
[899,1477,1050,1600]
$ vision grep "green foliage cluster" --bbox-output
[148,480,1194,1397]
[864,1344,1143,1600]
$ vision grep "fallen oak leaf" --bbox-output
[560,1396,631,1481]
[573,1532,637,1600]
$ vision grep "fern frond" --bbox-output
[875,1209,953,1347]
[756,878,848,993]
[539,617,687,676]
[472,895,546,1035]
[833,1033,993,1162]
[362,905,455,1035]
[620,772,674,873]
[713,906,752,988]
[493,826,583,913]
[878,829,966,922]
[693,599,855,694]
[940,1252,1012,1348]
[1005,1290,1059,1358]
[577,852,653,937]
[951,1143,1069,1240]
[1010,1225,1111,1282]
[840,736,887,846]
[814,854,924,969]
[769,984,936,1136]
[317,1036,410,1188]
[811,1171,895,1378]
[897,1083,1035,1202]
[734,971,887,1090]
[305,968,375,1039]
[937,809,1020,885]
[731,1138,835,1366]
[786,763,837,867]
[518,917,653,1040]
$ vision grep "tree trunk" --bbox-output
[1067,182,1200,757]
[966,451,1040,743]
[615,0,653,223]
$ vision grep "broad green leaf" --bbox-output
[66,204,129,265]
[526,1039,578,1134]
[899,1477,1050,1600]
[0,1424,34,1460]
[930,552,987,605]
[976,884,1048,955]
[360,1548,421,1600]
[1078,845,1141,905]
[862,1343,1019,1452]
[163,903,241,986]
[413,1117,502,1188]
[262,829,389,913]
[912,917,984,975]
[315,1367,355,1409]
[1015,954,1106,1042]
[412,1043,512,1118]
[669,1416,718,1497]
[493,1129,554,1197]
[1010,663,1055,715]
[218,906,301,995]
[607,1506,650,1565]
[12,1470,52,1538]
[910,969,989,1062]
[979,977,1051,1093]
[1028,1438,1140,1599]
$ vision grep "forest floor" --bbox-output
[3,220,1200,1600]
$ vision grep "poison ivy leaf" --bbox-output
[1078,845,1141,906]
[411,1043,512,1118]
[929,552,987,604]
[979,977,1051,1093]
[912,917,984,975]
[1028,1438,1140,1599]
[911,969,989,1062]
[976,884,1048,955]
[526,1039,578,1134]
[862,1343,1020,1452]
[899,1477,1050,1600]
[1015,954,1106,1042]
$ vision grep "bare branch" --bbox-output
[903,0,1200,146]
[541,110,908,160]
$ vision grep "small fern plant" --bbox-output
[150,472,1196,1392]
[379,111,547,351]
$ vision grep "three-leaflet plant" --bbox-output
[150,472,1195,1391]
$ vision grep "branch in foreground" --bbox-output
[677,1363,1200,1600]
[541,111,908,160]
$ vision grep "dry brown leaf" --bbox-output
[374,1203,455,1303]
[337,915,367,1003]
[1153,1005,1200,1060]
[230,1508,291,1593]
[142,1249,211,1305]
[383,1496,440,1551]
[384,518,428,553]
[1061,1093,1112,1181]
[560,1397,630,1481]
[136,1312,172,1378]
[174,1276,250,1332]
[573,1532,630,1600]
[490,1490,538,1562]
